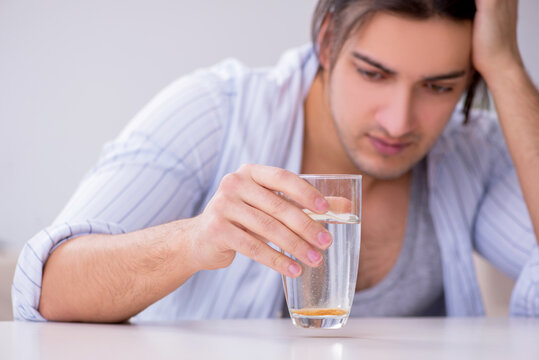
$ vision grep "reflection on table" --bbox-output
[2,317,539,360]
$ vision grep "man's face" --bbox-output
[326,13,473,180]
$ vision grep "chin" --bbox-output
[360,166,412,180]
[350,156,418,180]
[341,137,428,180]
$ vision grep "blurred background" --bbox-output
[1,0,538,319]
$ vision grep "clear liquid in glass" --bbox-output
[282,212,361,329]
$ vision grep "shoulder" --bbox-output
[438,107,504,152]
[212,43,316,83]
[205,43,318,106]
[429,107,512,179]
[129,44,316,127]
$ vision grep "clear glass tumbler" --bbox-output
[282,174,362,329]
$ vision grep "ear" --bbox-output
[317,14,334,71]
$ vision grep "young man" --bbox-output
[13,0,539,322]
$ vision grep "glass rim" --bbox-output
[299,174,362,180]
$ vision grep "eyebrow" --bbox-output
[422,71,467,82]
[352,51,396,75]
[352,51,467,82]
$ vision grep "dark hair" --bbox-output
[311,0,485,124]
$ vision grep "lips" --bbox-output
[368,135,410,156]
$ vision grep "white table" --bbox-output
[1,318,538,359]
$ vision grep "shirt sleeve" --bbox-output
[472,122,539,317]
[12,69,229,321]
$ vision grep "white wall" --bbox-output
[1,0,538,249]
[0,0,318,248]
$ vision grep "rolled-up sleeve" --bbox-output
[472,119,539,317]
[510,248,539,317]
[12,221,125,321]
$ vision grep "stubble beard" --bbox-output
[331,116,424,181]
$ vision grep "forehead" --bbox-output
[345,12,473,75]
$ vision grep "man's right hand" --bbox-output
[187,164,333,277]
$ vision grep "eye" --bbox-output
[357,68,384,81]
[424,82,453,94]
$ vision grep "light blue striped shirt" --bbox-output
[12,44,539,321]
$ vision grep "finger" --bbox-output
[232,177,333,250]
[225,223,304,278]
[238,164,329,214]
[227,201,324,268]
[325,196,353,214]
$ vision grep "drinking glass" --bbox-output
[282,174,362,329]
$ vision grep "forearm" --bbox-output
[39,219,199,322]
[485,63,539,242]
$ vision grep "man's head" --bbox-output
[312,0,480,180]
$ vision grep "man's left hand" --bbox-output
[472,0,523,81]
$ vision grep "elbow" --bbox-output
[38,286,71,321]
[38,287,131,323]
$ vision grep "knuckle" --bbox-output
[268,194,288,215]
[238,163,254,174]
[286,236,301,253]
[258,212,278,234]
[247,240,263,259]
[270,252,282,270]
[301,216,317,236]
[274,167,292,182]
[220,172,241,192]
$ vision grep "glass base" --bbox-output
[290,314,348,329]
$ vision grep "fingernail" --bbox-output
[315,197,328,212]
[307,249,322,265]
[288,263,301,276]
[318,231,332,247]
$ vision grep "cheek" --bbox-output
[329,69,378,127]
[414,99,456,137]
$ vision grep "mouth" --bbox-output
[368,135,411,156]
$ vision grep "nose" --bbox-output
[374,86,415,138]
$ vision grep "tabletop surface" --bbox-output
[1,317,539,360]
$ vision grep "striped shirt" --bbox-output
[12,44,539,321]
